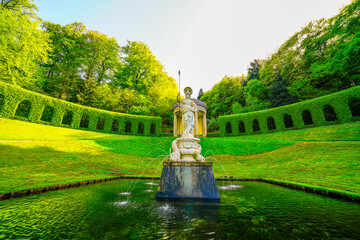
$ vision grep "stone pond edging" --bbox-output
[0,177,123,200]
[0,176,359,204]
[260,179,360,204]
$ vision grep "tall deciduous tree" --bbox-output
[0,0,50,88]
[40,22,122,104]
[40,21,88,100]
[114,40,163,94]
[113,40,178,123]
[244,79,270,108]
[201,75,246,119]
[259,0,360,100]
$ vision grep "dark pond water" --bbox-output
[1,179,360,239]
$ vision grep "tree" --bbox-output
[197,88,204,99]
[81,30,120,85]
[40,22,122,104]
[147,72,178,117]
[244,79,270,108]
[75,30,121,105]
[269,73,297,107]
[259,0,360,100]
[114,41,163,94]
[0,0,50,88]
[114,40,178,121]
[201,75,246,119]
[247,59,263,80]
[232,102,242,114]
[40,22,88,100]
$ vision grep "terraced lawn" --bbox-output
[0,118,359,197]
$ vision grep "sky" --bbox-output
[35,0,351,97]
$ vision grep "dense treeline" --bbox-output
[2,0,359,133]
[0,0,178,129]
[0,0,50,88]
[202,0,360,131]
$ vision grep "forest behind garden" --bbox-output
[1,0,359,132]
[202,0,359,131]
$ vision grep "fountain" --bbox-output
[156,87,220,200]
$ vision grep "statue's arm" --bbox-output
[190,101,197,111]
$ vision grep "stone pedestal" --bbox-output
[156,161,220,200]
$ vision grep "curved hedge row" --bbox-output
[0,81,161,136]
[219,86,360,136]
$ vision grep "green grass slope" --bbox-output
[0,118,359,197]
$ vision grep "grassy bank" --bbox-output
[0,118,359,197]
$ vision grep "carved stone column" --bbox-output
[173,113,177,137]
[195,110,199,136]
[203,113,207,137]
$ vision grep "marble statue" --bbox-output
[181,87,197,136]
[157,88,220,200]
[169,87,205,162]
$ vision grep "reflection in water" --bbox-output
[0,179,360,239]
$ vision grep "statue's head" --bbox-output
[184,87,192,99]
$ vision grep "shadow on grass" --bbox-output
[0,143,163,193]
[89,137,295,158]
[91,137,176,158]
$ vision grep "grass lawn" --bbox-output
[0,118,359,197]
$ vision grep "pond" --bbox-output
[1,179,360,239]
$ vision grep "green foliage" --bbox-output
[232,104,269,115]
[62,111,73,126]
[207,117,219,132]
[0,0,50,88]
[0,81,161,136]
[258,0,360,100]
[115,41,160,94]
[207,0,360,117]
[40,21,121,102]
[269,73,297,107]
[214,141,360,195]
[38,30,177,128]
[114,40,178,121]
[1,118,359,196]
[14,100,31,118]
[244,79,270,107]
[219,86,360,136]
[40,105,55,123]
[197,88,204,99]
[1,0,177,130]
[247,59,263,80]
[201,75,247,119]
[232,102,242,114]
[0,94,4,110]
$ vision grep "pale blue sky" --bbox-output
[35,0,351,97]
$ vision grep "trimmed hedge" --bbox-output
[0,81,161,136]
[219,86,360,136]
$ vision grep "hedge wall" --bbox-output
[219,86,360,137]
[0,81,161,136]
